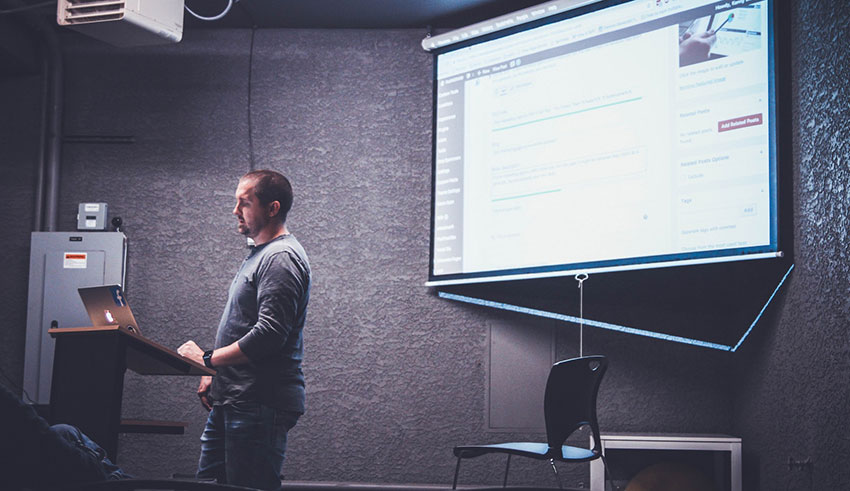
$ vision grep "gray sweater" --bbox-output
[210,234,311,413]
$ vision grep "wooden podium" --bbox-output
[48,325,214,460]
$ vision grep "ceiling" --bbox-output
[1,0,549,30]
[182,0,547,29]
[0,0,548,75]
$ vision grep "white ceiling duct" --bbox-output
[57,0,184,47]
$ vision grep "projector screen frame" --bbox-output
[427,0,783,287]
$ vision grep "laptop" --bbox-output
[78,284,142,335]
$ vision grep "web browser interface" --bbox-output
[431,0,776,283]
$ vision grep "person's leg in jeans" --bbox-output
[197,406,227,483]
[49,424,132,480]
[221,402,300,491]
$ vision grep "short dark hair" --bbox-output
[241,169,293,223]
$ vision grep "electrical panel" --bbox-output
[23,232,127,405]
[77,202,108,230]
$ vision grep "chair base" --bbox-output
[452,453,609,491]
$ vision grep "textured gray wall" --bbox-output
[0,73,39,395]
[0,3,847,488]
[731,1,850,490]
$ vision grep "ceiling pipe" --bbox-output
[10,0,64,232]
[32,54,48,233]
[41,24,63,232]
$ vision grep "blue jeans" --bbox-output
[50,424,132,481]
[197,402,300,490]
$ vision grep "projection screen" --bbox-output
[427,0,780,286]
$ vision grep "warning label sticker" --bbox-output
[64,252,87,269]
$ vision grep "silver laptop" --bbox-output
[78,284,142,335]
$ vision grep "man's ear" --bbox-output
[268,200,281,218]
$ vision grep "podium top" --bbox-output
[49,325,215,376]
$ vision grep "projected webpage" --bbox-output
[432,0,774,280]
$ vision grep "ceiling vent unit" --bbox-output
[57,0,184,47]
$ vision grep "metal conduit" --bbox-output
[15,0,63,232]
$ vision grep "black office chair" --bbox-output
[452,355,610,490]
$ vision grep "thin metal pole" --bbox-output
[33,54,48,232]
[452,457,462,490]
[575,273,588,357]
[550,459,563,489]
[44,37,63,232]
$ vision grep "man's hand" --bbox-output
[177,340,205,366]
[679,30,717,65]
[197,376,213,411]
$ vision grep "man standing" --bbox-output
[178,170,311,491]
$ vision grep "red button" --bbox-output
[718,113,763,133]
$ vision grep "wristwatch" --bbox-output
[203,349,215,369]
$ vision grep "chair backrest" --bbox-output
[543,355,608,453]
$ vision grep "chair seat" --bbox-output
[451,356,610,490]
[454,442,596,461]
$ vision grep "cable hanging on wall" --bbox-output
[183,0,255,172]
[185,0,236,22]
[247,25,255,171]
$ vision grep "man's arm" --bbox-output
[237,250,308,360]
[178,341,251,411]
[177,339,251,367]
[177,251,307,367]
